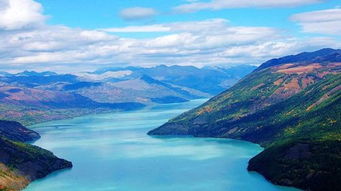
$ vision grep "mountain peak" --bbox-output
[257,48,341,71]
[16,71,57,76]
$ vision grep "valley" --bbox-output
[1,49,340,191]
[0,65,255,125]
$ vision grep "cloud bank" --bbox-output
[174,0,322,13]
[0,0,339,72]
[291,8,341,35]
[0,0,46,30]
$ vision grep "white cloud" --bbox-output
[291,8,341,35]
[0,0,339,73]
[174,0,322,13]
[102,25,170,33]
[120,7,158,21]
[0,0,46,30]
[2,17,338,72]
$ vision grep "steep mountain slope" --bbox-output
[0,120,72,191]
[0,120,40,142]
[149,48,341,191]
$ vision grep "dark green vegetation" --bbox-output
[248,140,341,191]
[0,65,255,125]
[0,120,40,142]
[149,48,341,191]
[0,120,72,191]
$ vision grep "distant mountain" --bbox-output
[43,65,256,105]
[149,48,341,191]
[70,74,206,105]
[94,64,257,95]
[0,85,146,110]
[1,72,78,88]
[16,71,58,76]
[62,82,102,91]
[0,64,255,125]
[0,120,72,191]
[0,72,10,77]
[0,85,144,125]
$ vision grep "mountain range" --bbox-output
[0,65,255,125]
[0,64,256,190]
[149,48,341,191]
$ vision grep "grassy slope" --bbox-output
[0,163,29,191]
[0,103,113,126]
[247,84,340,190]
[0,137,73,191]
[148,61,341,190]
[0,120,73,191]
[150,67,340,142]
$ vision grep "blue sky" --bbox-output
[37,0,339,37]
[0,0,340,72]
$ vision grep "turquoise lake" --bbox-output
[25,99,299,191]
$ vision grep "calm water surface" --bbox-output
[25,99,299,191]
